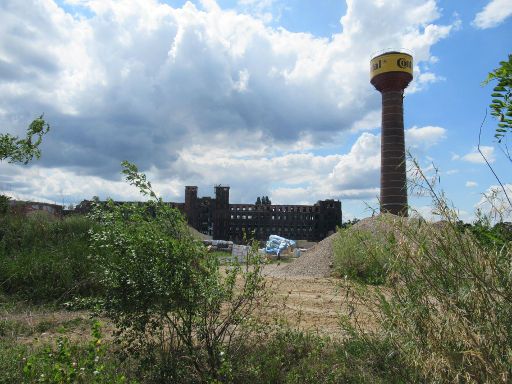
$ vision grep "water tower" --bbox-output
[370,51,413,216]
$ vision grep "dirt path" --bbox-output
[257,271,378,337]
[4,273,378,344]
[262,274,345,335]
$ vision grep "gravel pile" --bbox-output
[352,213,408,237]
[264,214,413,278]
[265,232,339,278]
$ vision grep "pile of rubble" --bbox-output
[265,214,410,278]
[265,232,338,278]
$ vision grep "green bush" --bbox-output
[0,213,100,303]
[0,340,27,384]
[0,325,415,384]
[332,227,393,285]
[457,219,512,250]
[90,162,266,383]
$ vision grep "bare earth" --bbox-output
[3,232,379,343]
[258,270,349,336]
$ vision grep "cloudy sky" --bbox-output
[1,0,511,221]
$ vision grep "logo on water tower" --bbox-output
[370,52,413,80]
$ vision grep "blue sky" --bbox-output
[0,0,511,222]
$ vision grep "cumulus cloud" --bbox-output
[0,163,157,204]
[473,0,512,29]
[409,205,472,222]
[476,184,512,222]
[327,132,380,193]
[325,125,447,199]
[461,146,496,164]
[350,110,380,132]
[1,122,446,205]
[237,0,280,23]
[0,0,457,204]
[465,181,478,188]
[406,126,446,149]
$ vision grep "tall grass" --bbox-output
[380,215,512,382]
[337,163,512,383]
[332,226,394,285]
[0,322,413,384]
[0,212,100,303]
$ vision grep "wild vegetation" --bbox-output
[0,213,99,303]
[1,59,512,383]
[2,159,509,383]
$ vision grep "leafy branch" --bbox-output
[0,115,50,164]
[483,54,512,143]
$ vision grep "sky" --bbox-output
[0,0,511,222]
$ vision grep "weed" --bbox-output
[342,158,512,383]
[332,227,393,285]
[0,214,101,303]
[0,318,32,338]
[21,320,131,383]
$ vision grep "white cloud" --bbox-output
[465,181,478,188]
[406,126,447,149]
[417,71,444,86]
[473,0,512,29]
[237,0,279,23]
[476,184,512,222]
[0,0,458,206]
[327,132,381,194]
[2,122,447,207]
[270,187,313,205]
[410,205,472,223]
[409,205,439,221]
[325,126,447,199]
[0,163,168,204]
[350,110,380,132]
[461,146,496,164]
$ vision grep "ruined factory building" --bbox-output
[169,186,342,242]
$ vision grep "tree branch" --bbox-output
[478,110,512,210]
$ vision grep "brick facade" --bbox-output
[179,186,342,242]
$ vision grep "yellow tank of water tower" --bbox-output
[370,51,413,80]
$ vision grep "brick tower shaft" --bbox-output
[381,90,407,215]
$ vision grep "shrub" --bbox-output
[378,216,512,382]
[90,162,266,382]
[332,227,393,285]
[229,328,414,383]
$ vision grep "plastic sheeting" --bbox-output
[265,234,296,256]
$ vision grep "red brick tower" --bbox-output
[370,51,413,216]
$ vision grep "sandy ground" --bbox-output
[257,265,379,337]
[3,269,380,345]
